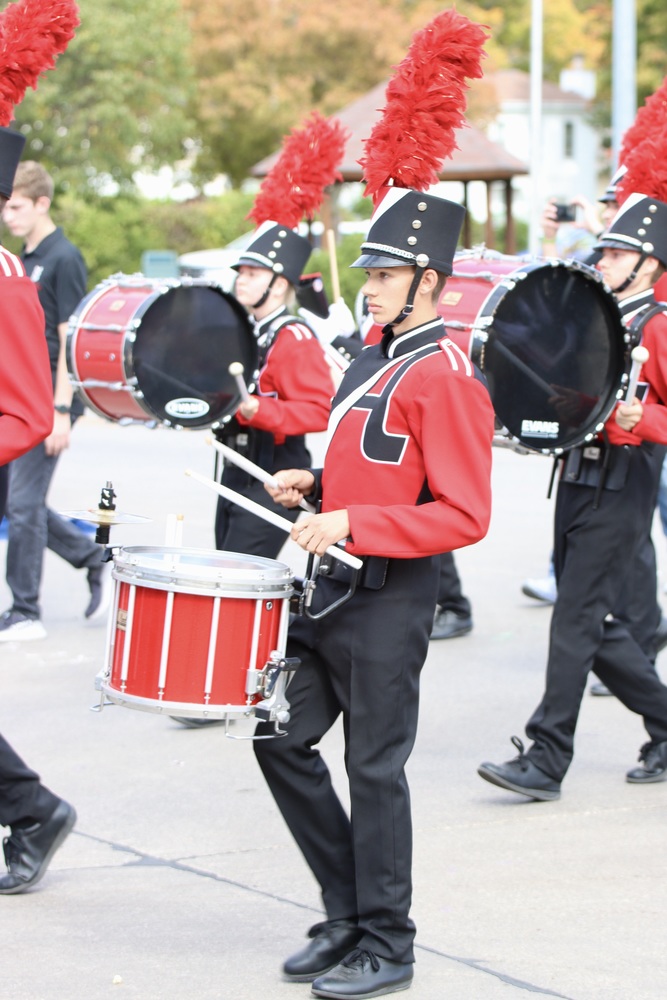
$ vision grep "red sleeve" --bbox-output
[605,310,667,446]
[346,370,494,558]
[239,322,334,442]
[0,273,54,465]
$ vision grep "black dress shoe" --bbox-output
[478,737,561,801]
[0,799,77,894]
[430,608,472,640]
[626,740,667,783]
[283,919,361,982]
[311,948,413,999]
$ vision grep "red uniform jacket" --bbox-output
[604,290,667,446]
[320,318,495,559]
[0,247,53,465]
[237,308,334,445]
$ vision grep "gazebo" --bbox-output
[251,81,529,253]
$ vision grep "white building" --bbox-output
[482,65,607,224]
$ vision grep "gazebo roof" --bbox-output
[251,81,528,184]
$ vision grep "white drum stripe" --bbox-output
[120,585,137,685]
[249,600,262,672]
[204,597,221,697]
[158,590,175,693]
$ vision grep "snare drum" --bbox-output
[67,275,256,429]
[100,547,295,723]
[438,252,628,453]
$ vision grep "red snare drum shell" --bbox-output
[102,547,293,718]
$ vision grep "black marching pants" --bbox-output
[526,445,667,781]
[254,556,438,964]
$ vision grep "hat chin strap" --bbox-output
[385,265,426,331]
[612,251,648,295]
[252,272,278,311]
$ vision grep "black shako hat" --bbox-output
[598,164,627,204]
[350,187,465,277]
[0,128,26,200]
[232,221,312,286]
[595,191,667,266]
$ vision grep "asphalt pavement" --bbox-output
[1,414,666,1000]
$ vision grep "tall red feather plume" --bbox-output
[0,0,80,127]
[249,111,350,229]
[359,8,489,204]
[618,134,667,206]
[619,75,667,167]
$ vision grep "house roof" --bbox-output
[488,68,590,106]
[251,80,528,184]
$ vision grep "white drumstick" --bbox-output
[625,345,649,402]
[185,468,363,571]
[208,438,315,513]
[229,361,251,403]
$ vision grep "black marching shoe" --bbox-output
[311,948,413,999]
[477,737,561,801]
[283,919,361,983]
[0,799,77,894]
[430,608,472,640]
[626,741,667,783]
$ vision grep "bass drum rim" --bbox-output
[442,254,627,455]
[67,274,257,430]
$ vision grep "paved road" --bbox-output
[1,415,665,1000]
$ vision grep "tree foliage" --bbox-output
[9,0,196,196]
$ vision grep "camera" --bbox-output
[554,203,577,223]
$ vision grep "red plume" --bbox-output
[619,75,667,167]
[0,0,80,127]
[359,8,489,204]
[618,134,667,206]
[249,111,350,229]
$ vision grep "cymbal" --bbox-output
[59,509,151,525]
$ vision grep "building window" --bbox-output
[564,121,574,158]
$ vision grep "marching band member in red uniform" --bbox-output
[479,146,667,801]
[215,114,346,558]
[0,125,77,894]
[214,222,335,555]
[254,13,493,995]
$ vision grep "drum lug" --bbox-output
[252,652,300,725]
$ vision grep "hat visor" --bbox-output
[593,237,641,254]
[350,253,411,269]
[231,256,271,273]
[597,193,617,203]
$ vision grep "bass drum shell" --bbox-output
[438,252,627,454]
[67,274,257,429]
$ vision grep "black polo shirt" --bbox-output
[22,226,87,377]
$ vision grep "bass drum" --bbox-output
[67,274,257,429]
[438,252,628,454]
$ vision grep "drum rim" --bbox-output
[112,545,294,593]
[66,276,256,429]
[465,258,626,455]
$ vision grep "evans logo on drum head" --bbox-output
[521,420,559,439]
[164,398,211,420]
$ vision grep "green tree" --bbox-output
[11,0,196,196]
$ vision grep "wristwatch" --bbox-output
[54,404,71,414]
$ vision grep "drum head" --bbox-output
[131,284,256,428]
[478,262,625,453]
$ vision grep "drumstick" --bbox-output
[207,438,316,513]
[185,468,363,571]
[325,228,341,303]
[625,345,649,402]
[228,362,251,403]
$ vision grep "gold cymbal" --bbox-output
[59,509,151,525]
